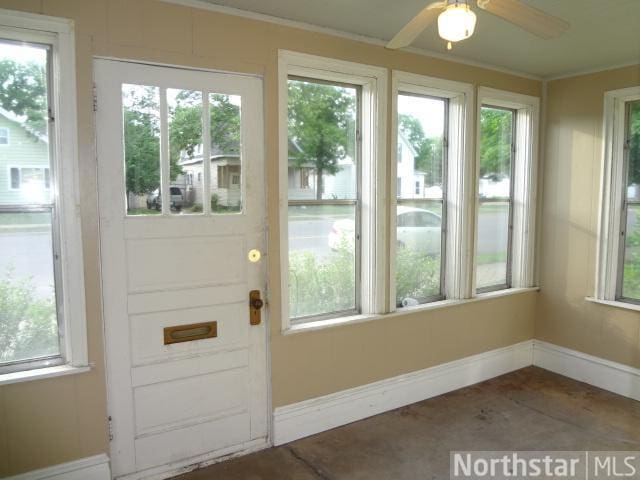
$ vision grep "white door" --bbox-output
[95,59,268,479]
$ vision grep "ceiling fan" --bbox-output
[386,0,570,51]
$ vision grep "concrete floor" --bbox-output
[174,367,640,480]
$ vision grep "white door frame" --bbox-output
[94,57,272,480]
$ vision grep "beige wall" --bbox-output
[0,0,540,476]
[537,65,640,369]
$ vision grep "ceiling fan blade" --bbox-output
[386,1,447,50]
[477,0,569,39]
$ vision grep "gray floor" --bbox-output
[174,367,640,480]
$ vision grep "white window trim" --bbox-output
[475,87,540,293]
[391,71,475,311]
[0,9,88,379]
[0,126,9,145]
[595,86,640,301]
[7,165,51,190]
[278,50,387,331]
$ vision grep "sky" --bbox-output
[0,41,48,64]
[397,93,445,138]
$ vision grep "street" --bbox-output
[0,231,55,300]
[289,209,510,258]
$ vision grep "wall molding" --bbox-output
[5,454,110,480]
[273,340,534,445]
[274,339,640,445]
[532,340,640,402]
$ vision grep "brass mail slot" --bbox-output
[163,321,217,345]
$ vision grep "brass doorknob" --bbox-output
[251,297,264,310]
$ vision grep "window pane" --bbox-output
[621,204,640,299]
[287,79,357,200]
[0,41,51,205]
[210,93,242,214]
[168,88,201,215]
[0,211,59,364]
[395,93,446,307]
[287,78,359,320]
[288,204,356,319]
[627,101,640,201]
[622,101,640,299]
[477,106,513,290]
[122,84,161,216]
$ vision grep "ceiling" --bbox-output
[193,0,640,78]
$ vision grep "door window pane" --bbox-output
[168,88,202,215]
[287,78,359,320]
[210,94,242,214]
[621,101,640,299]
[395,93,446,307]
[476,106,514,290]
[122,84,161,215]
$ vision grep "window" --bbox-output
[395,92,448,307]
[286,76,360,320]
[476,106,514,291]
[0,127,8,145]
[596,87,640,305]
[0,11,87,379]
[279,51,387,326]
[475,88,539,294]
[8,166,51,190]
[391,71,475,310]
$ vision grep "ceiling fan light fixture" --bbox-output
[437,1,477,43]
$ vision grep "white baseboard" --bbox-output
[273,340,534,445]
[532,340,640,402]
[5,454,110,480]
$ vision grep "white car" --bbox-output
[328,206,442,255]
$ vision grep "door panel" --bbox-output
[95,59,268,479]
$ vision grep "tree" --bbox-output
[479,107,513,179]
[169,92,241,161]
[287,80,355,199]
[398,114,444,187]
[0,58,48,136]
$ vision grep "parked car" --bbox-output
[146,187,185,211]
[328,206,442,254]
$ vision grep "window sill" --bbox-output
[284,287,539,335]
[585,297,640,313]
[0,364,92,386]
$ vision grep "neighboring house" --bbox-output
[396,132,428,199]
[177,133,436,206]
[0,107,50,205]
[178,144,241,208]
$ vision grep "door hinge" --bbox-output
[356,129,362,143]
[108,415,114,441]
[93,84,98,112]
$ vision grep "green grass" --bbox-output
[476,251,508,265]
[127,208,161,216]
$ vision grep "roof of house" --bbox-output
[0,106,48,143]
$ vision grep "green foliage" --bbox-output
[0,58,47,136]
[479,107,513,180]
[628,101,640,186]
[395,247,441,305]
[169,92,241,161]
[288,80,355,199]
[288,245,355,318]
[288,245,440,317]
[398,114,444,186]
[123,86,162,196]
[0,270,58,363]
